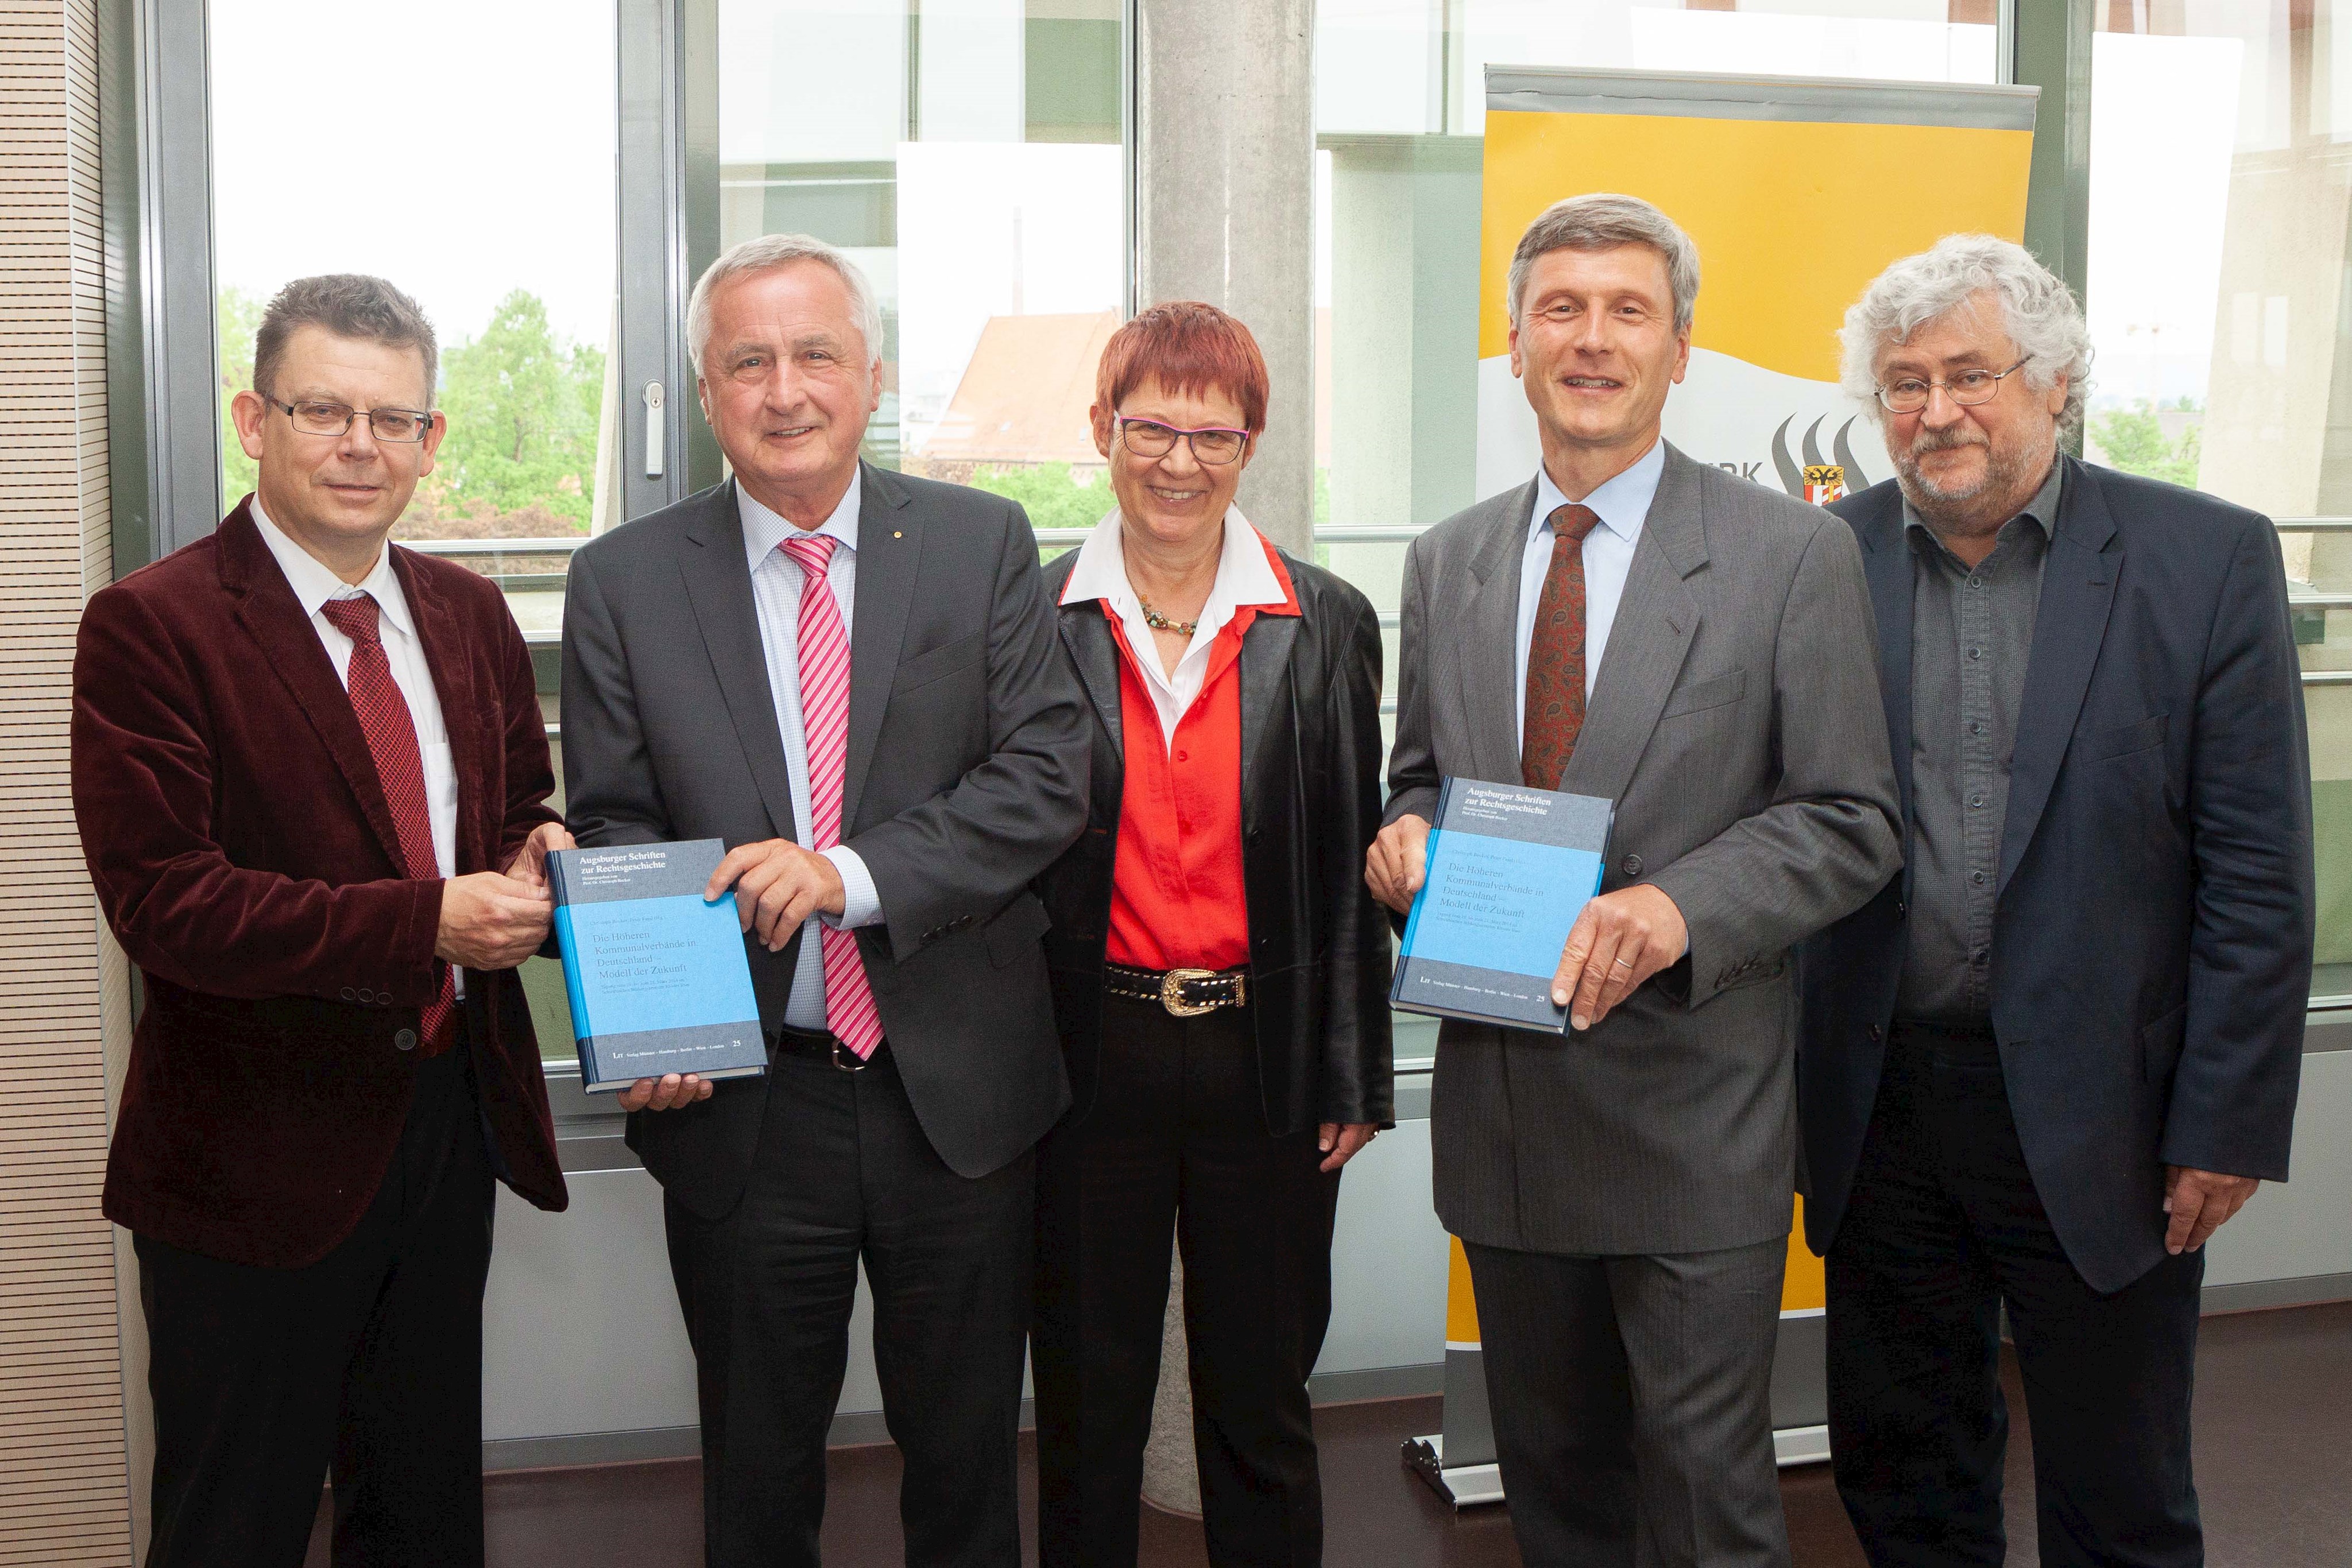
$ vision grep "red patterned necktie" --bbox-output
[319,593,457,1056]
[778,534,885,1060]
[1522,504,1604,790]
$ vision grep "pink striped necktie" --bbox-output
[779,533,884,1059]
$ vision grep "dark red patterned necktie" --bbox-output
[1522,504,1603,790]
[320,594,456,1056]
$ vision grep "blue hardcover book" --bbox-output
[1391,776,1615,1033]
[546,839,767,1093]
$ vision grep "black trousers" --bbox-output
[137,1034,496,1568]
[1827,1021,2204,1568]
[665,1039,1035,1568]
[1463,1235,1792,1568]
[1032,996,1341,1568]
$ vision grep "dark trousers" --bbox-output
[1032,996,1341,1568]
[1463,1234,1791,1568]
[1827,1021,2204,1568]
[665,1039,1034,1568]
[137,1035,496,1568]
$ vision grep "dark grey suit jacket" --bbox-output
[560,466,1091,1217]
[1386,442,1902,1256]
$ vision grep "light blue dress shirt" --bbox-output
[1514,438,1666,743]
[737,479,885,1034]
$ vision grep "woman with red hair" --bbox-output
[1030,301,1394,1567]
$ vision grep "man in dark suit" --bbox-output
[560,233,1089,1567]
[1799,235,2314,1568]
[72,274,571,1567]
[1366,195,1901,1568]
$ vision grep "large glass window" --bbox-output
[718,0,1127,542]
[1310,1,2004,733]
[2088,5,2352,993]
[210,0,621,1056]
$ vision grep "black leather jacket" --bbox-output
[1036,544,1395,1134]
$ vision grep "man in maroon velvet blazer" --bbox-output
[72,275,570,1568]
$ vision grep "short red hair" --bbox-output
[1094,301,1270,434]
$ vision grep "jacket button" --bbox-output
[340,986,356,1001]
[393,1028,418,1051]
[1621,854,1643,877]
[1868,1023,1883,1042]
[1895,901,1908,919]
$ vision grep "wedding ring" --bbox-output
[1612,957,1635,968]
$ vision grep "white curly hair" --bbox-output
[1839,234,2092,436]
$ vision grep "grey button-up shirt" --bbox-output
[1896,460,2064,1021]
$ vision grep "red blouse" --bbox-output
[1102,539,1300,971]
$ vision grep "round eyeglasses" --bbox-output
[1115,416,1250,466]
[1874,359,2029,416]
[266,396,434,444]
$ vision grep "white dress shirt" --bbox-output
[737,479,886,1035]
[1058,505,1289,742]
[252,500,465,996]
[1514,438,1666,741]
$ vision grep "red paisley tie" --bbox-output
[1521,504,1603,790]
[319,594,457,1056]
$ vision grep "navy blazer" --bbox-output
[1796,458,2314,1294]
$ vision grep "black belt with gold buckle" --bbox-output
[1104,962,1250,1017]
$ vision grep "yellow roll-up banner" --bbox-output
[1447,61,2034,1409]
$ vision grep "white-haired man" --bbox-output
[560,233,1090,1566]
[1797,235,2312,1567]
[1367,193,1900,1567]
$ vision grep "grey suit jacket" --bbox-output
[560,465,1091,1217]
[1387,442,1900,1255]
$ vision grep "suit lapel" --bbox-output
[1558,446,1705,803]
[391,547,488,872]
[1998,459,2119,897]
[676,484,800,845]
[1238,610,1299,833]
[845,463,917,829]
[1847,487,1916,830]
[1460,479,1539,783]
[219,508,411,873]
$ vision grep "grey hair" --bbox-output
[254,274,438,406]
[687,232,884,378]
[1506,193,1701,337]
[1840,234,2093,436]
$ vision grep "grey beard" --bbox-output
[1892,429,2051,534]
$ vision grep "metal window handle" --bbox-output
[643,381,666,478]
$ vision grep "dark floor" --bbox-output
[305,1301,2352,1567]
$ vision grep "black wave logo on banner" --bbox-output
[1769,415,1874,500]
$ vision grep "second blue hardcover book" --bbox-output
[547,839,768,1093]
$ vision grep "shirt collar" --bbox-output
[250,497,416,641]
[1531,437,1665,545]
[1059,505,1291,618]
[1903,456,2063,551]
[738,471,863,571]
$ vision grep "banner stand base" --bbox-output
[1773,1424,1832,1466]
[1406,1424,1832,1511]
[1402,1434,1505,1509]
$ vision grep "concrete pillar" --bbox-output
[1139,1246,1203,1516]
[1134,0,1317,554]
[1130,1,1314,1511]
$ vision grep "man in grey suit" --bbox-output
[1366,195,1901,1567]
[560,233,1089,1567]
